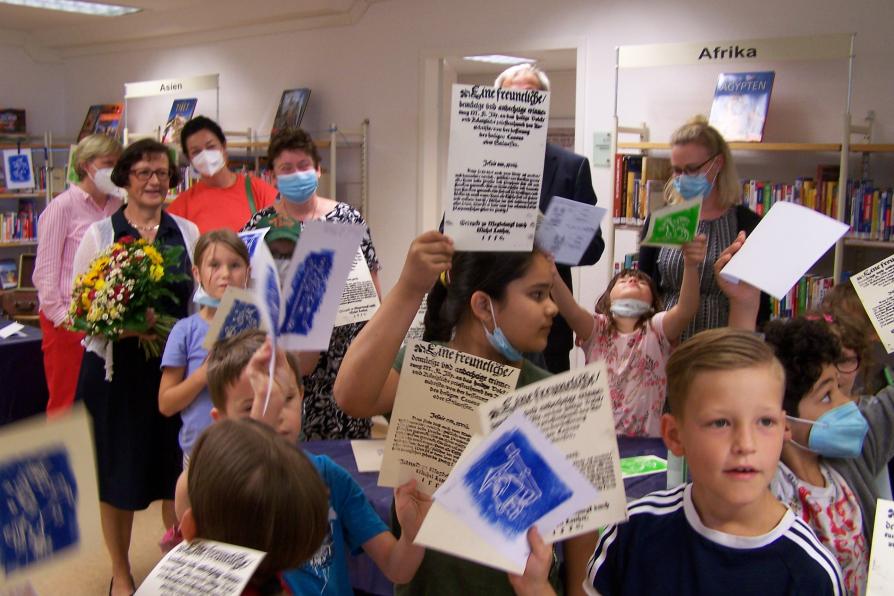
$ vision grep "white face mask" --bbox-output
[89,166,124,198]
[191,149,226,178]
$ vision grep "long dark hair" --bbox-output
[422,251,537,342]
[595,268,663,333]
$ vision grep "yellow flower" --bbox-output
[150,264,164,281]
[144,246,164,266]
[95,278,106,290]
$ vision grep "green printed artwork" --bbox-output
[619,455,667,479]
[641,198,702,248]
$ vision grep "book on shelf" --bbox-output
[0,109,26,135]
[0,199,37,243]
[161,98,198,145]
[846,181,892,242]
[708,71,775,143]
[769,273,833,320]
[0,258,16,289]
[78,104,124,142]
[613,155,670,226]
[270,88,311,138]
[613,252,640,275]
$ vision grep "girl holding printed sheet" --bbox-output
[336,231,598,595]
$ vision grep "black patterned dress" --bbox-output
[243,202,380,439]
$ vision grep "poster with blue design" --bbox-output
[0,406,101,586]
[2,150,35,190]
[202,287,267,350]
[433,411,597,570]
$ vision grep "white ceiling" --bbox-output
[0,0,382,57]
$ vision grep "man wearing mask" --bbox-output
[496,64,605,373]
[167,116,278,233]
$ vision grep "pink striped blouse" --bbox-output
[33,185,122,326]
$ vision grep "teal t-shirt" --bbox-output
[392,342,559,595]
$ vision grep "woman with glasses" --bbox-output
[72,139,198,596]
[638,115,770,339]
[241,128,382,440]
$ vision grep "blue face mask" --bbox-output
[787,401,869,459]
[277,170,318,204]
[192,286,221,308]
[610,298,652,318]
[482,299,523,362]
[673,173,713,200]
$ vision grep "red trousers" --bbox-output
[39,311,86,416]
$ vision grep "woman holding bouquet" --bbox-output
[72,139,198,596]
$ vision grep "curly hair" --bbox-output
[763,318,842,417]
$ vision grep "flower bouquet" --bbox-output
[67,235,188,363]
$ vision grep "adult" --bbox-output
[73,139,198,596]
[496,63,605,373]
[33,134,123,416]
[166,116,278,233]
[242,128,381,439]
[638,116,769,340]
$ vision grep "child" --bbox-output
[550,236,706,436]
[514,328,845,596]
[205,330,432,594]
[765,317,894,595]
[159,229,250,460]
[180,418,329,595]
[335,232,586,594]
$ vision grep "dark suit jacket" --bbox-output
[539,143,605,373]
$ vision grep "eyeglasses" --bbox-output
[130,169,171,182]
[672,154,719,176]
[835,355,861,374]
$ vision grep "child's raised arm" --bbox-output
[662,234,708,341]
[550,263,597,344]
[363,479,432,584]
[334,231,453,418]
[158,363,208,417]
[245,338,301,427]
[714,231,761,331]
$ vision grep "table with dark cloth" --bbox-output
[304,436,668,596]
[0,321,48,425]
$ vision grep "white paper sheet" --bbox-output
[0,406,102,586]
[202,287,266,350]
[866,498,894,595]
[0,321,25,339]
[443,84,550,251]
[534,197,607,265]
[403,297,427,345]
[378,341,519,495]
[850,254,894,354]
[335,250,380,327]
[477,363,628,540]
[719,201,849,300]
[135,540,265,596]
[350,439,386,473]
[2,150,35,190]
[237,227,270,261]
[277,220,364,351]
[434,411,598,570]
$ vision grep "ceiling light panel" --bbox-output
[0,0,141,16]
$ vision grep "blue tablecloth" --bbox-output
[0,321,48,425]
[303,436,668,596]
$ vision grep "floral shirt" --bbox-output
[772,461,868,596]
[579,311,669,437]
[243,202,380,439]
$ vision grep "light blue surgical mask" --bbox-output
[277,170,318,204]
[787,401,869,459]
[673,173,713,200]
[610,298,652,318]
[482,299,523,362]
[192,286,221,308]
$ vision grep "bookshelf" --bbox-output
[609,33,892,284]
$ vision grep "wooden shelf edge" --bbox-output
[618,141,894,153]
[0,191,46,199]
[843,238,894,249]
[0,241,38,248]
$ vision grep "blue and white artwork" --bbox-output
[279,250,333,335]
[219,300,262,340]
[0,448,79,574]
[2,150,35,190]
[434,410,599,568]
[238,228,269,260]
[463,430,571,539]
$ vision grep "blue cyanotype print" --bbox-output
[7,155,30,183]
[0,448,79,574]
[279,250,333,335]
[240,233,261,258]
[264,264,281,330]
[219,300,261,340]
[463,429,572,539]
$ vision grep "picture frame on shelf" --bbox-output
[270,88,311,138]
[0,259,17,290]
[1,149,36,190]
[0,109,26,136]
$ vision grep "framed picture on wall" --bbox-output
[270,88,311,138]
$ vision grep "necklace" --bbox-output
[124,215,160,232]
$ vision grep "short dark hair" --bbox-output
[206,330,302,412]
[267,128,321,169]
[180,115,227,157]
[189,419,329,582]
[763,317,842,417]
[110,138,181,189]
